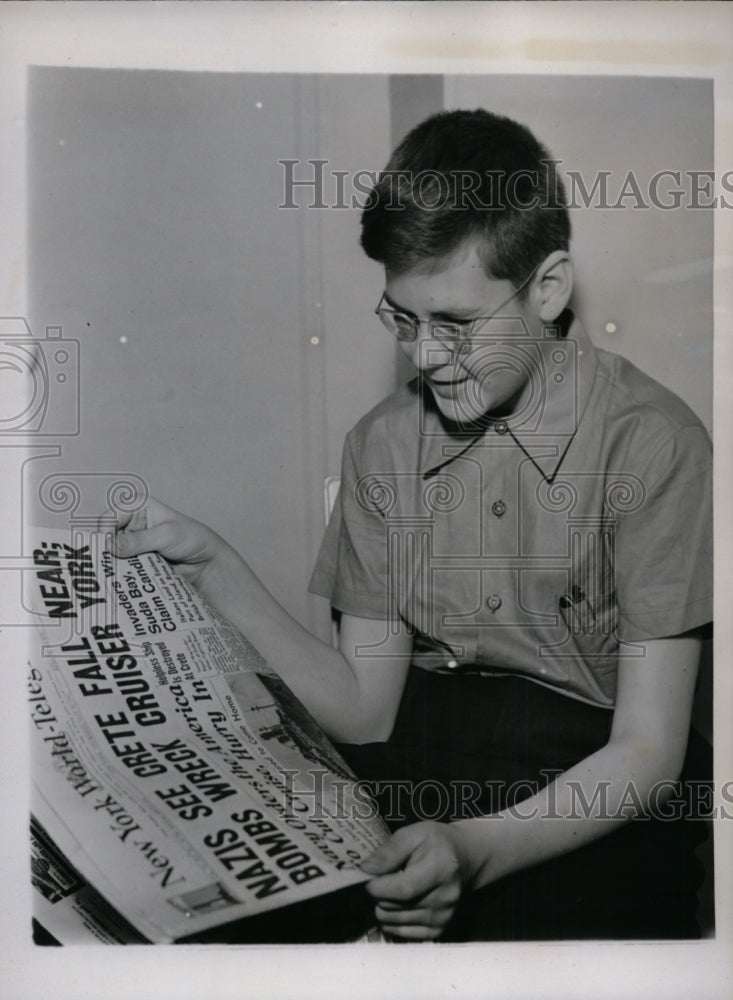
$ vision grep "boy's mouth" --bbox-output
[425,375,470,391]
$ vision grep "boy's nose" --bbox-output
[402,326,457,372]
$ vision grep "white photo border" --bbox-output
[1,3,731,999]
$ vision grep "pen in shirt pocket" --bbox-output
[559,584,596,633]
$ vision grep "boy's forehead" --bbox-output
[390,238,484,280]
[385,242,510,309]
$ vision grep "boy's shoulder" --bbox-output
[595,345,708,434]
[590,344,711,476]
[347,379,422,453]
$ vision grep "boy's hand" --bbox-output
[361,822,472,941]
[106,498,229,591]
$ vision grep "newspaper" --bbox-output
[26,528,389,943]
[31,816,148,944]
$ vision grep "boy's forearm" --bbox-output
[194,544,370,742]
[452,636,701,890]
[451,737,678,890]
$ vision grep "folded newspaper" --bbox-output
[27,528,389,943]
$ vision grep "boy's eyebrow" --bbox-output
[382,291,478,322]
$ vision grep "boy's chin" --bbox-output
[430,391,492,429]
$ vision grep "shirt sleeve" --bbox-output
[308,432,396,620]
[614,422,713,642]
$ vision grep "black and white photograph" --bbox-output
[1,3,731,999]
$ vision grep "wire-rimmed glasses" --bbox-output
[374,268,539,344]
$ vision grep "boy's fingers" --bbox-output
[96,508,131,533]
[114,523,175,559]
[363,824,457,903]
[373,883,448,911]
[96,506,149,534]
[374,899,409,912]
[375,904,441,925]
[364,854,436,903]
[134,497,177,524]
[97,498,179,536]
[381,924,443,942]
[361,823,426,875]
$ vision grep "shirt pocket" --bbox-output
[558,585,619,701]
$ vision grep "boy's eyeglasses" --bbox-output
[374,267,538,344]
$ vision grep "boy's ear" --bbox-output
[531,250,574,323]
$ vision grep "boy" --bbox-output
[115,109,712,940]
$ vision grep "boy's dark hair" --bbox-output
[360,108,570,292]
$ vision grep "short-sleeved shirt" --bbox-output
[309,315,712,708]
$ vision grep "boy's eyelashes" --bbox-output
[389,305,478,325]
[382,293,477,324]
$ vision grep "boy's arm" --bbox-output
[203,543,413,743]
[364,632,701,939]
[113,499,412,744]
[460,632,701,883]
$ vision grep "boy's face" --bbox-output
[384,243,545,426]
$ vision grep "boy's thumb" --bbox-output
[361,830,414,875]
[112,531,137,557]
[113,526,155,558]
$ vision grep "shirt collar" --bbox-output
[418,312,599,483]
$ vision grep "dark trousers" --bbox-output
[335,667,710,941]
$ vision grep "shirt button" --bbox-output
[491,500,506,517]
[494,421,509,435]
[486,594,502,611]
